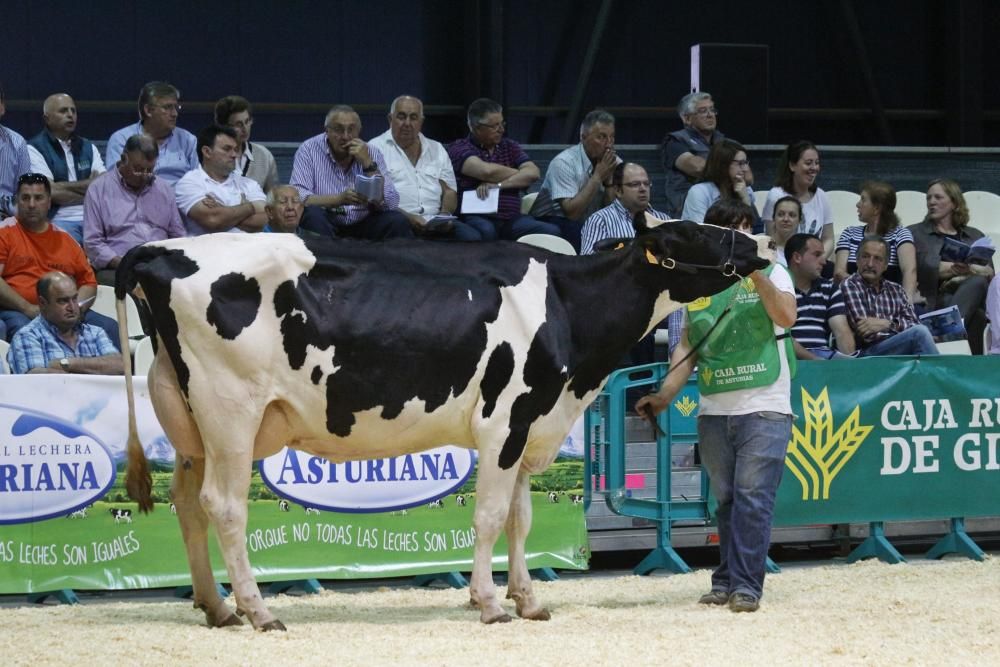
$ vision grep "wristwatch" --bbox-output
[59,357,70,372]
[362,161,379,173]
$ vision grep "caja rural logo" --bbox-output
[786,387,873,500]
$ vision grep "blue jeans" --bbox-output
[461,214,560,242]
[860,324,939,357]
[0,309,121,350]
[698,411,792,599]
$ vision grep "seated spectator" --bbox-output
[7,271,123,374]
[175,125,267,236]
[908,178,994,354]
[680,139,760,231]
[0,80,31,218]
[369,95,478,239]
[105,81,197,186]
[291,105,412,240]
[529,109,619,251]
[448,98,558,241]
[214,95,278,193]
[264,184,304,233]
[835,181,917,303]
[0,173,118,345]
[770,196,802,267]
[27,93,106,243]
[83,134,185,285]
[661,92,751,217]
[761,141,834,258]
[580,162,668,255]
[785,233,855,360]
[841,236,938,356]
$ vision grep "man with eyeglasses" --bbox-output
[580,163,668,255]
[0,81,31,219]
[83,134,185,284]
[448,98,558,241]
[529,109,620,252]
[0,173,119,346]
[291,105,412,240]
[214,95,278,194]
[662,92,751,218]
[26,93,107,244]
[105,81,197,185]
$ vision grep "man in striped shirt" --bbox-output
[785,233,855,360]
[841,236,938,356]
[580,163,667,255]
[0,82,31,218]
[291,105,412,240]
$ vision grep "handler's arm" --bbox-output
[635,325,697,416]
[750,269,797,328]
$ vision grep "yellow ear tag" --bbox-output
[645,248,658,265]
[615,242,625,250]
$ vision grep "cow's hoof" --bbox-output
[520,607,551,621]
[214,613,244,628]
[482,611,512,624]
[258,619,287,632]
[467,599,480,610]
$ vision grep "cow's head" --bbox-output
[631,214,770,302]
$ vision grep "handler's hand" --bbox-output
[635,392,670,418]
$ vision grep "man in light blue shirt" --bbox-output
[105,81,197,186]
[0,81,31,218]
[7,271,122,374]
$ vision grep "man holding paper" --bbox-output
[291,105,413,240]
[448,98,559,241]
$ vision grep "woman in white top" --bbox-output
[681,139,760,231]
[834,180,918,302]
[761,141,834,258]
[769,196,802,267]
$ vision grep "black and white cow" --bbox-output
[547,491,560,503]
[278,499,289,512]
[456,494,467,506]
[428,499,444,509]
[117,216,767,631]
[109,508,132,524]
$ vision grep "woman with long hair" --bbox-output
[762,140,834,258]
[680,139,759,229]
[908,178,995,353]
[769,196,802,267]
[834,181,917,302]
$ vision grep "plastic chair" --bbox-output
[895,190,927,227]
[963,191,1000,250]
[0,339,10,374]
[517,233,576,255]
[92,285,145,351]
[520,192,539,215]
[133,336,155,376]
[825,190,859,243]
[753,189,769,217]
[985,323,994,355]
[936,339,972,355]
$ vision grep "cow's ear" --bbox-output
[636,231,667,266]
[632,211,651,234]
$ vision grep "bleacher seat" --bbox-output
[753,189,769,217]
[825,190,859,242]
[517,233,576,255]
[521,192,538,215]
[894,190,927,227]
[92,285,145,352]
[133,336,155,376]
[0,339,10,373]
[935,339,972,355]
[962,191,1000,250]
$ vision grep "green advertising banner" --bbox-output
[0,376,589,594]
[775,357,1000,526]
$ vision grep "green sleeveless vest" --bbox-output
[686,265,796,395]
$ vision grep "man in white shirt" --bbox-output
[369,95,477,240]
[26,94,106,243]
[175,125,267,236]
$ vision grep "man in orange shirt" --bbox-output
[0,173,118,345]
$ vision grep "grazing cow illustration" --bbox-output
[170,503,177,515]
[303,505,320,515]
[109,508,132,524]
[278,499,289,512]
[547,491,560,503]
[456,494,467,506]
[569,494,584,505]
[68,507,88,519]
[116,217,767,630]
[428,499,444,509]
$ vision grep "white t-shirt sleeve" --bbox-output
[27,146,55,179]
[174,172,205,215]
[89,145,107,175]
[240,177,266,203]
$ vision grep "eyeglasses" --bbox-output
[731,159,750,168]
[17,172,49,186]
[229,118,253,130]
[693,107,719,117]
[477,121,506,132]
[325,124,359,135]
[622,180,651,189]
[152,103,182,113]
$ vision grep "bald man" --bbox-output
[27,93,106,243]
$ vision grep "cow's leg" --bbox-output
[149,358,240,628]
[198,440,284,631]
[469,459,520,624]
[504,469,550,620]
[171,454,241,628]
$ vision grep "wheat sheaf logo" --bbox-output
[674,395,697,417]
[700,367,713,387]
[786,387,873,500]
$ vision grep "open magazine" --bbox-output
[939,235,995,265]
[918,304,967,342]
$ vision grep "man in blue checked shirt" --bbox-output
[7,271,123,374]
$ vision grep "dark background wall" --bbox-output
[0,0,996,148]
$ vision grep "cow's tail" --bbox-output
[116,270,153,514]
